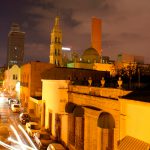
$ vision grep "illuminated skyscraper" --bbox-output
[91,17,102,56]
[7,23,25,68]
[49,16,62,66]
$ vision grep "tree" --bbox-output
[116,62,137,89]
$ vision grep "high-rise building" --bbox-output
[49,16,62,66]
[7,23,25,68]
[91,17,102,57]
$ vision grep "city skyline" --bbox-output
[0,0,150,67]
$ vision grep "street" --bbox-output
[0,96,37,150]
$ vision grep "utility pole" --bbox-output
[138,68,141,88]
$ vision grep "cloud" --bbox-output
[1,0,150,66]
[26,0,150,63]
[24,43,49,62]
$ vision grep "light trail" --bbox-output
[8,137,36,150]
[0,140,18,150]
[18,124,38,150]
[0,123,37,149]
[10,125,26,150]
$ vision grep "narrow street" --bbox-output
[0,96,37,150]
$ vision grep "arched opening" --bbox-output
[97,112,115,150]
[65,103,84,150]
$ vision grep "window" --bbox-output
[55,37,57,43]
[55,49,57,55]
[13,74,16,80]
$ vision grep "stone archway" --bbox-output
[97,112,115,150]
[65,102,84,150]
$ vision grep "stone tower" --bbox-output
[91,17,102,57]
[49,16,62,66]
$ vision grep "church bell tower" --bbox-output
[49,16,62,66]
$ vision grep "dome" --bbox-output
[82,47,100,63]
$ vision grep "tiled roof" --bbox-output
[118,136,150,150]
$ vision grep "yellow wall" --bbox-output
[42,80,68,143]
[3,65,20,97]
[20,63,31,107]
[20,62,54,110]
[120,99,150,143]
[93,63,115,76]
[67,62,93,69]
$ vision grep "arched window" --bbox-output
[65,103,84,149]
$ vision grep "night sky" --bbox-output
[0,0,150,67]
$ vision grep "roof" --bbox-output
[122,84,150,102]
[48,143,65,150]
[82,47,99,56]
[41,67,109,81]
[118,136,150,150]
[82,47,100,63]
[27,122,38,125]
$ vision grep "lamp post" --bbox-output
[15,81,20,100]
[88,77,92,86]
[101,77,105,87]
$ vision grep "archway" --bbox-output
[97,112,115,150]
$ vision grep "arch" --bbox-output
[65,102,76,113]
[98,112,115,150]
[97,112,115,129]
[73,106,84,117]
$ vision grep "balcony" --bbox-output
[68,85,131,99]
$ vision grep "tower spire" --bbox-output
[91,17,102,57]
[55,16,59,26]
[49,16,62,66]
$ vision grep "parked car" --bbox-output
[47,143,66,150]
[26,122,40,137]
[8,98,14,105]
[11,103,21,112]
[19,112,30,124]
[8,98,18,106]
[33,131,54,150]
